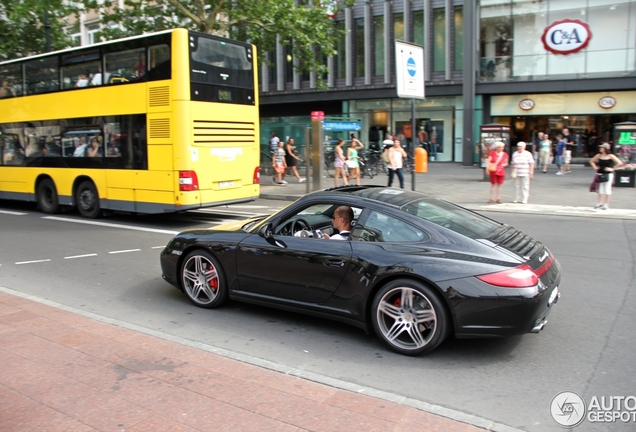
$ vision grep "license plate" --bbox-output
[218,181,235,188]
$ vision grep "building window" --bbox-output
[394,13,404,41]
[454,6,463,71]
[336,20,346,79]
[374,15,384,76]
[285,45,294,83]
[433,8,446,72]
[413,10,424,47]
[86,22,101,45]
[355,18,365,78]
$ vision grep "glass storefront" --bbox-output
[480,0,636,82]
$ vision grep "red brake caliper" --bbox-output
[394,298,401,307]
[209,278,218,291]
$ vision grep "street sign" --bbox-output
[395,40,425,99]
[323,121,361,131]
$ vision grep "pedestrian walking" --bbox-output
[555,134,566,175]
[284,138,306,183]
[272,140,287,185]
[333,138,349,187]
[269,132,280,153]
[539,135,552,173]
[510,142,534,204]
[346,134,365,186]
[589,143,623,210]
[387,138,408,189]
[563,128,575,173]
[488,141,508,204]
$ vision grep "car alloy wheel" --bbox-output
[372,279,449,355]
[180,250,227,308]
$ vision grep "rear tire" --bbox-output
[180,249,228,309]
[371,279,449,355]
[37,178,59,214]
[75,180,101,218]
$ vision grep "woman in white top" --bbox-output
[539,137,552,173]
[510,142,535,204]
[387,139,408,189]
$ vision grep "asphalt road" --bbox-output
[0,200,634,432]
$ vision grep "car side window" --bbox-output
[354,210,428,243]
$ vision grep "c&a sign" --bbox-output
[541,19,592,55]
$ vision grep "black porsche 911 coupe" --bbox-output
[160,186,561,355]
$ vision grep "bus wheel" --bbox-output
[37,179,60,214]
[76,180,101,218]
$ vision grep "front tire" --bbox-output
[180,250,228,309]
[371,279,449,355]
[37,178,59,214]
[75,180,101,218]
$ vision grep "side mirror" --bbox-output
[259,223,274,239]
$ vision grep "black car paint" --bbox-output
[160,187,561,339]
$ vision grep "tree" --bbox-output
[84,0,354,86]
[0,0,77,60]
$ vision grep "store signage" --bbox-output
[541,19,592,55]
[323,121,361,131]
[310,111,325,120]
[598,96,616,109]
[519,99,535,111]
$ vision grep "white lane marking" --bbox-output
[0,210,28,215]
[64,254,98,259]
[151,246,165,249]
[16,259,51,265]
[191,208,267,217]
[228,205,270,209]
[109,249,141,254]
[43,216,179,235]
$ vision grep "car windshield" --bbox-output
[401,198,503,240]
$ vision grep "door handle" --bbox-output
[324,259,345,268]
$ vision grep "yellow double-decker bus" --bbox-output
[0,29,260,218]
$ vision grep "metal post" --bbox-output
[411,98,416,191]
[311,120,324,191]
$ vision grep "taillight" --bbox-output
[179,171,199,191]
[253,167,260,184]
[534,253,554,278]
[476,264,538,288]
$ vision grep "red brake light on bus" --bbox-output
[253,167,260,184]
[179,171,199,191]
[476,265,539,288]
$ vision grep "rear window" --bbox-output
[402,198,502,239]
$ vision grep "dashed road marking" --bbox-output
[151,246,165,249]
[0,210,28,215]
[109,249,141,254]
[16,259,51,265]
[64,254,98,259]
[42,216,179,235]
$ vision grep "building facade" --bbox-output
[260,0,636,163]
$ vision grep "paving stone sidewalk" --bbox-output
[0,290,492,432]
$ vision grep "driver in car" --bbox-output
[322,206,353,240]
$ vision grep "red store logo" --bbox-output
[541,19,592,55]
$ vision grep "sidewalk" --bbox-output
[0,289,495,432]
[261,163,636,220]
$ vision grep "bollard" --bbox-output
[415,147,428,173]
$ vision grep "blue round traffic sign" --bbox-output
[407,57,417,77]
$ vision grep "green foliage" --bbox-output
[0,0,77,60]
[87,0,355,87]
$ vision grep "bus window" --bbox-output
[0,64,21,98]
[105,48,145,84]
[61,49,100,89]
[147,44,171,80]
[25,56,59,95]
